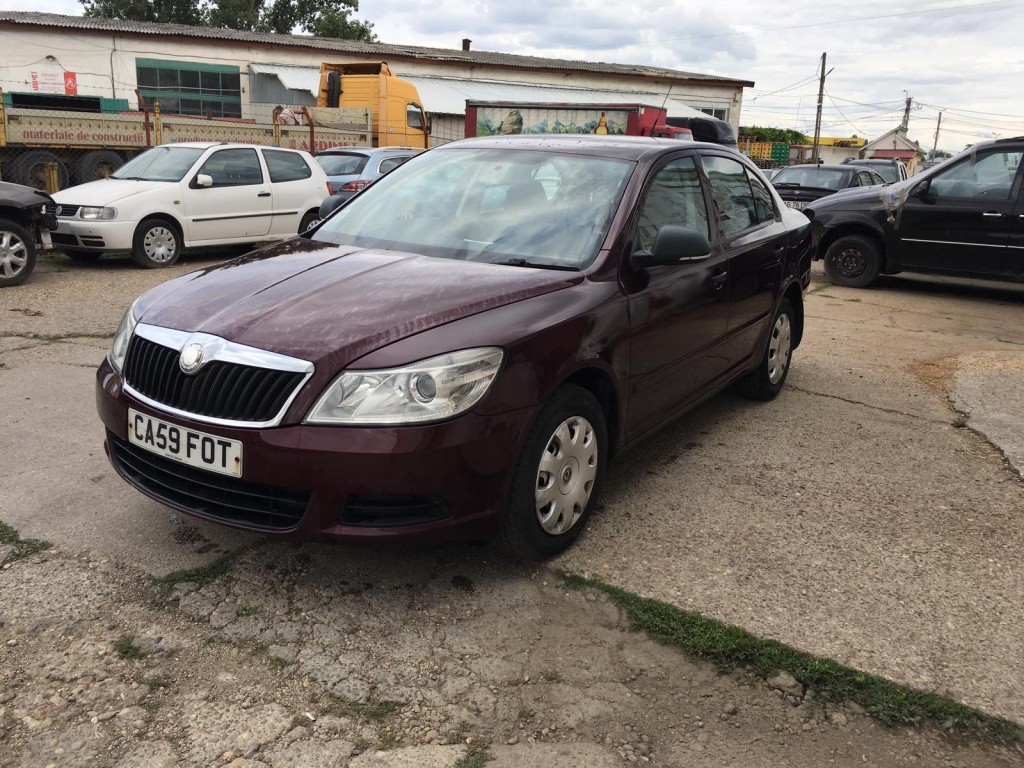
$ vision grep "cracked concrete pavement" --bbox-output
[1,252,1023,766]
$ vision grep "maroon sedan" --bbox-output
[97,135,811,560]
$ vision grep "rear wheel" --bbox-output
[823,234,880,288]
[131,218,181,268]
[299,210,320,233]
[497,385,607,561]
[73,150,124,184]
[736,297,795,401]
[0,218,36,288]
[9,150,69,191]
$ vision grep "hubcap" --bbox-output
[143,226,177,263]
[0,230,28,278]
[833,247,866,278]
[767,313,792,385]
[535,416,598,535]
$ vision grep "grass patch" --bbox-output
[541,670,563,683]
[236,604,258,617]
[518,707,535,721]
[0,520,52,564]
[150,555,234,601]
[953,414,969,429]
[454,743,490,768]
[808,281,835,295]
[378,728,399,750]
[562,572,1024,745]
[113,636,147,660]
[324,695,402,723]
[133,673,173,689]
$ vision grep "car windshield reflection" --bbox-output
[112,147,205,182]
[313,148,635,270]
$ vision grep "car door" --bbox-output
[185,148,272,242]
[261,149,317,234]
[895,148,1022,275]
[1010,166,1024,278]
[624,154,732,439]
[699,153,786,368]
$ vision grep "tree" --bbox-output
[81,0,376,40]
[739,126,809,144]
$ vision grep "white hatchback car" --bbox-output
[51,142,331,268]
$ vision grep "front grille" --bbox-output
[109,432,308,531]
[124,335,305,423]
[46,203,81,217]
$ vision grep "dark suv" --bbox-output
[807,136,1023,287]
[0,181,57,287]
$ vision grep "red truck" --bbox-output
[464,101,694,140]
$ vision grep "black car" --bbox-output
[772,164,886,212]
[0,181,57,287]
[806,136,1024,287]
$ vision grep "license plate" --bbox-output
[127,408,242,477]
[785,201,807,211]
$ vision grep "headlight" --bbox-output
[80,206,117,220]
[108,300,139,374]
[306,347,504,426]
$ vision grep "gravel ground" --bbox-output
[1,250,1023,766]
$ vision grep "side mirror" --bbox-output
[631,225,711,269]
[195,174,213,189]
[914,181,932,200]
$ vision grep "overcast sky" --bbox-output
[13,0,1024,151]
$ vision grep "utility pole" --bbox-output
[931,111,942,159]
[900,93,913,133]
[811,52,827,165]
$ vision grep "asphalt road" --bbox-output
[2,249,1023,760]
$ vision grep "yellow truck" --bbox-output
[0,61,429,191]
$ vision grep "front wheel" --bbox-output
[0,218,37,288]
[736,297,795,401]
[823,234,880,288]
[132,219,181,268]
[299,210,320,233]
[497,384,607,561]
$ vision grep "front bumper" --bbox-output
[96,358,534,546]
[53,219,137,252]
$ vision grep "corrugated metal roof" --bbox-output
[0,11,754,87]
[248,64,717,118]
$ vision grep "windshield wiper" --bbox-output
[497,258,578,271]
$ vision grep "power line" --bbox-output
[574,0,1017,49]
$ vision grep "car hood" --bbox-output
[52,178,172,205]
[0,181,53,207]
[135,238,584,369]
[806,180,912,212]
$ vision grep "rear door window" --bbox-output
[701,155,760,238]
[263,150,313,183]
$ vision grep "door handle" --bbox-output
[981,211,1004,218]
[712,269,728,290]
[774,244,787,257]
[257,191,271,198]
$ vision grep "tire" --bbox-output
[823,234,880,288]
[497,384,608,561]
[73,150,124,185]
[0,218,37,288]
[736,297,795,401]
[9,150,69,191]
[299,209,320,233]
[131,218,182,268]
[63,249,103,263]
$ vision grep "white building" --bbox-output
[0,11,753,145]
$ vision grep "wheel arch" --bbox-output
[783,281,805,350]
[135,212,186,244]
[561,365,621,457]
[0,206,33,228]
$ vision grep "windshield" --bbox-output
[313,147,635,269]
[773,167,848,190]
[316,153,370,176]
[112,147,205,182]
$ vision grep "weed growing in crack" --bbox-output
[114,637,147,660]
[454,743,490,768]
[0,521,51,564]
[561,572,1024,746]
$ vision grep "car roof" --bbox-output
[844,158,902,165]
[435,134,743,161]
[315,147,420,157]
